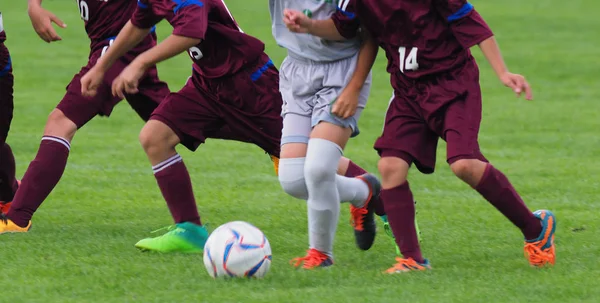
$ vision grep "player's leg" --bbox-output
[375,93,433,273]
[0,44,17,214]
[1,64,111,233]
[133,84,218,253]
[443,79,554,267]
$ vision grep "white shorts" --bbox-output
[279,52,372,145]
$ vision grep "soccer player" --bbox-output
[0,0,170,232]
[79,0,285,253]
[284,0,556,271]
[0,13,19,215]
[269,0,386,268]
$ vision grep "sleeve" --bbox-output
[130,0,164,29]
[433,0,494,48]
[169,0,209,40]
[331,0,361,39]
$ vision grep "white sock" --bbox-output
[278,157,308,200]
[304,138,341,256]
[336,175,370,208]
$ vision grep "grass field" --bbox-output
[2,1,599,302]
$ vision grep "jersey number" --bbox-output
[188,47,204,60]
[398,47,419,73]
[101,38,114,57]
[78,0,89,21]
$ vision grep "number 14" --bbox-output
[398,47,419,73]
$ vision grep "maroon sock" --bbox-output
[152,154,201,225]
[381,182,423,263]
[7,137,70,227]
[345,160,385,216]
[475,164,542,240]
[0,143,17,201]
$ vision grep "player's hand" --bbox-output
[500,72,533,101]
[331,88,360,119]
[283,9,313,33]
[112,62,146,99]
[28,5,67,43]
[80,67,105,98]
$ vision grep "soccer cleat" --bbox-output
[135,222,209,253]
[291,248,333,269]
[0,202,10,215]
[0,180,20,214]
[384,257,431,274]
[350,174,380,251]
[380,200,422,255]
[524,209,556,267]
[0,213,31,234]
[270,155,279,176]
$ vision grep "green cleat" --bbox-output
[135,222,209,253]
[380,200,422,256]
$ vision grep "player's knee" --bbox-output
[450,159,477,179]
[44,109,77,141]
[450,159,487,185]
[139,120,178,153]
[377,157,409,186]
[278,161,308,200]
[304,158,335,184]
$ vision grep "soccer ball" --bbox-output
[203,221,272,278]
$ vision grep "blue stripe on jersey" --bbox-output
[447,2,474,22]
[137,0,148,9]
[251,59,274,81]
[173,0,204,14]
[105,26,156,41]
[335,7,356,19]
[0,56,11,77]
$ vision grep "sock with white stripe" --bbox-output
[7,136,71,227]
[152,154,202,225]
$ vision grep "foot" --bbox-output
[350,174,380,251]
[384,257,431,274]
[524,209,556,267]
[291,248,333,269]
[0,202,10,215]
[0,180,20,214]
[135,222,209,253]
[270,155,279,176]
[0,214,31,234]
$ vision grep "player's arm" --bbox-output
[332,28,379,118]
[94,21,152,73]
[284,0,360,41]
[478,37,532,100]
[283,10,344,40]
[131,35,201,70]
[27,0,67,43]
[433,1,532,100]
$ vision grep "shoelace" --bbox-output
[291,249,328,268]
[350,206,368,231]
[524,242,554,266]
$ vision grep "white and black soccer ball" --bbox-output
[203,221,272,278]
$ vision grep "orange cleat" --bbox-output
[291,249,333,269]
[270,155,279,176]
[524,210,556,267]
[384,257,431,274]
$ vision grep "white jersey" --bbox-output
[269,0,361,62]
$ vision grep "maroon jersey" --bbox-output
[332,0,493,79]
[131,0,266,78]
[76,0,154,52]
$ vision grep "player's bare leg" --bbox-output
[2,109,75,233]
[377,155,430,273]
[134,120,208,253]
[449,158,555,267]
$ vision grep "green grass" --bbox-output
[2,1,599,302]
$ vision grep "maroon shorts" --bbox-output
[0,43,13,144]
[374,58,487,174]
[150,57,283,157]
[57,47,170,128]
